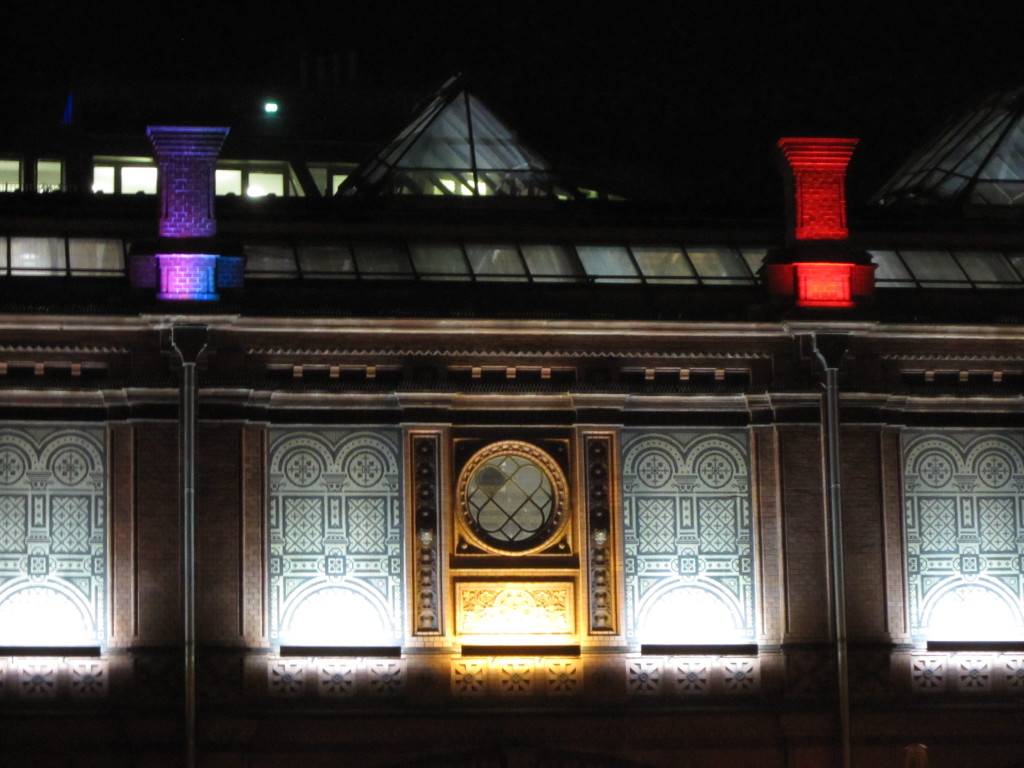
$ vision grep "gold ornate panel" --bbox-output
[456,580,576,639]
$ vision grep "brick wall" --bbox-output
[132,423,180,645]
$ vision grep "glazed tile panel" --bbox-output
[904,430,1024,641]
[0,425,106,646]
[622,429,754,644]
[268,428,404,646]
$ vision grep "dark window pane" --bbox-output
[69,239,124,275]
[297,244,355,277]
[353,243,414,278]
[245,244,297,278]
[955,251,1023,284]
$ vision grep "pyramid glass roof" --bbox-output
[340,78,570,198]
[874,88,1024,211]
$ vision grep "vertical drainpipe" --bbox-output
[812,331,851,768]
[172,325,208,768]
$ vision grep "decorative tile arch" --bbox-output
[621,429,754,644]
[904,430,1024,641]
[0,425,107,646]
[268,427,404,646]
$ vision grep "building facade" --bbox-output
[1,81,1024,768]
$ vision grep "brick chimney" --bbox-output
[129,126,244,301]
[149,126,226,239]
[763,137,875,308]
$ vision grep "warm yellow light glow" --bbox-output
[456,581,575,640]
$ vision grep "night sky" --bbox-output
[5,2,1024,209]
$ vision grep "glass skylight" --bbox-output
[874,88,1024,210]
[868,249,1024,288]
[340,78,570,199]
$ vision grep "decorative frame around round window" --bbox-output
[456,440,570,555]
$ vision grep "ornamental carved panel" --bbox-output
[456,581,575,637]
[268,428,403,646]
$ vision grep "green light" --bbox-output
[264,102,279,114]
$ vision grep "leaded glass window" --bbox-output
[0,425,107,646]
[904,430,1024,641]
[622,429,754,644]
[268,428,404,646]
[456,440,569,554]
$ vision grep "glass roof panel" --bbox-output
[520,244,581,282]
[340,80,564,199]
[465,244,526,280]
[352,243,414,279]
[1006,253,1024,278]
[409,242,471,280]
[687,247,752,283]
[873,88,1024,210]
[399,99,475,170]
[631,246,695,282]
[899,250,968,286]
[245,244,297,278]
[297,244,355,278]
[740,248,768,275]
[576,246,640,282]
[869,250,915,286]
[954,251,1024,284]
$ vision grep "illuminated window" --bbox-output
[307,163,356,196]
[92,158,155,195]
[120,166,157,195]
[247,171,284,198]
[0,425,107,647]
[0,159,20,192]
[92,166,114,194]
[456,441,569,554]
[622,429,755,645]
[904,430,1024,642]
[36,160,62,193]
[215,169,243,196]
[267,428,404,647]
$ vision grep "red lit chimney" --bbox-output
[764,137,874,308]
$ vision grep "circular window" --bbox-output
[457,441,569,553]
